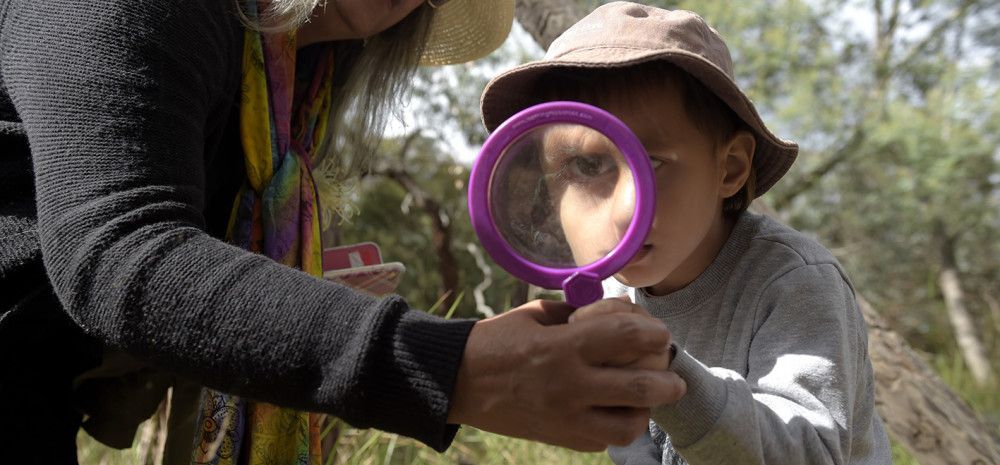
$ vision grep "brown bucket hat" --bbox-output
[480,1,799,196]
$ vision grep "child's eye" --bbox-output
[568,153,615,179]
[648,153,677,170]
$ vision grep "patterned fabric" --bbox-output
[650,422,689,465]
[192,2,334,464]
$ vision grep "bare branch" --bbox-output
[892,0,976,73]
[465,243,496,318]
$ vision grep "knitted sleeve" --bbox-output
[0,0,472,450]
[650,264,887,465]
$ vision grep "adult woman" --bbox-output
[0,0,685,463]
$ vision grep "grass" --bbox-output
[80,350,1000,465]
[77,430,142,465]
[328,427,613,465]
[77,293,999,465]
[932,350,1000,431]
[78,425,613,465]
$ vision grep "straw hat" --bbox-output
[419,0,516,65]
[480,1,798,196]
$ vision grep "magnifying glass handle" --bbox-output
[562,271,604,308]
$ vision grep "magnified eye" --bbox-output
[552,152,617,186]
[568,153,615,179]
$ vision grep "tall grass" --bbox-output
[76,352,1000,465]
[78,422,614,465]
[327,427,613,465]
[932,350,1000,432]
[77,293,1000,465]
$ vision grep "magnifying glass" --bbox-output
[468,101,656,307]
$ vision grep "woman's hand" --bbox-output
[446,299,686,452]
[570,297,675,371]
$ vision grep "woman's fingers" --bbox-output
[579,367,687,408]
[570,311,671,365]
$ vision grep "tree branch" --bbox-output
[770,127,866,212]
[892,0,976,74]
[465,243,497,318]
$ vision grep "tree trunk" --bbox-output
[515,3,1000,462]
[431,209,460,310]
[514,0,585,50]
[510,280,530,308]
[861,295,1000,465]
[384,169,459,310]
[936,221,993,385]
[369,132,461,310]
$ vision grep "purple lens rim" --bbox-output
[468,101,656,292]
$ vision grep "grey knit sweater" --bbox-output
[604,212,891,465]
[0,0,472,452]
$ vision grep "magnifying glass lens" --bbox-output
[489,123,636,269]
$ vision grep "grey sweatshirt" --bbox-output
[604,211,891,465]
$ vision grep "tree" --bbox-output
[337,63,527,317]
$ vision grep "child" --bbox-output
[479,2,891,464]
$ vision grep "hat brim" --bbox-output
[480,48,799,197]
[419,0,515,66]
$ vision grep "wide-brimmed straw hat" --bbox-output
[480,1,798,196]
[420,0,515,65]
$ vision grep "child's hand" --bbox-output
[569,297,674,371]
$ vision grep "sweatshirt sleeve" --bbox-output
[650,263,884,465]
[0,0,472,451]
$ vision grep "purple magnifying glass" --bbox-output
[468,101,656,307]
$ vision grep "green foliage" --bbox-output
[335,135,523,318]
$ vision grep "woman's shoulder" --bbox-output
[2,0,245,116]
[2,0,243,59]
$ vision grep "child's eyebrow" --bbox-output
[639,136,673,154]
[545,130,617,152]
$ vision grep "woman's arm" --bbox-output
[1,0,472,449]
[2,0,690,452]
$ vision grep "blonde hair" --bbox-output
[239,1,436,226]
[239,0,322,33]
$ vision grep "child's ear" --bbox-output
[718,130,755,198]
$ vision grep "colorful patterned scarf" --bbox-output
[192,2,334,463]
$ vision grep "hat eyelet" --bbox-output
[625,7,649,18]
